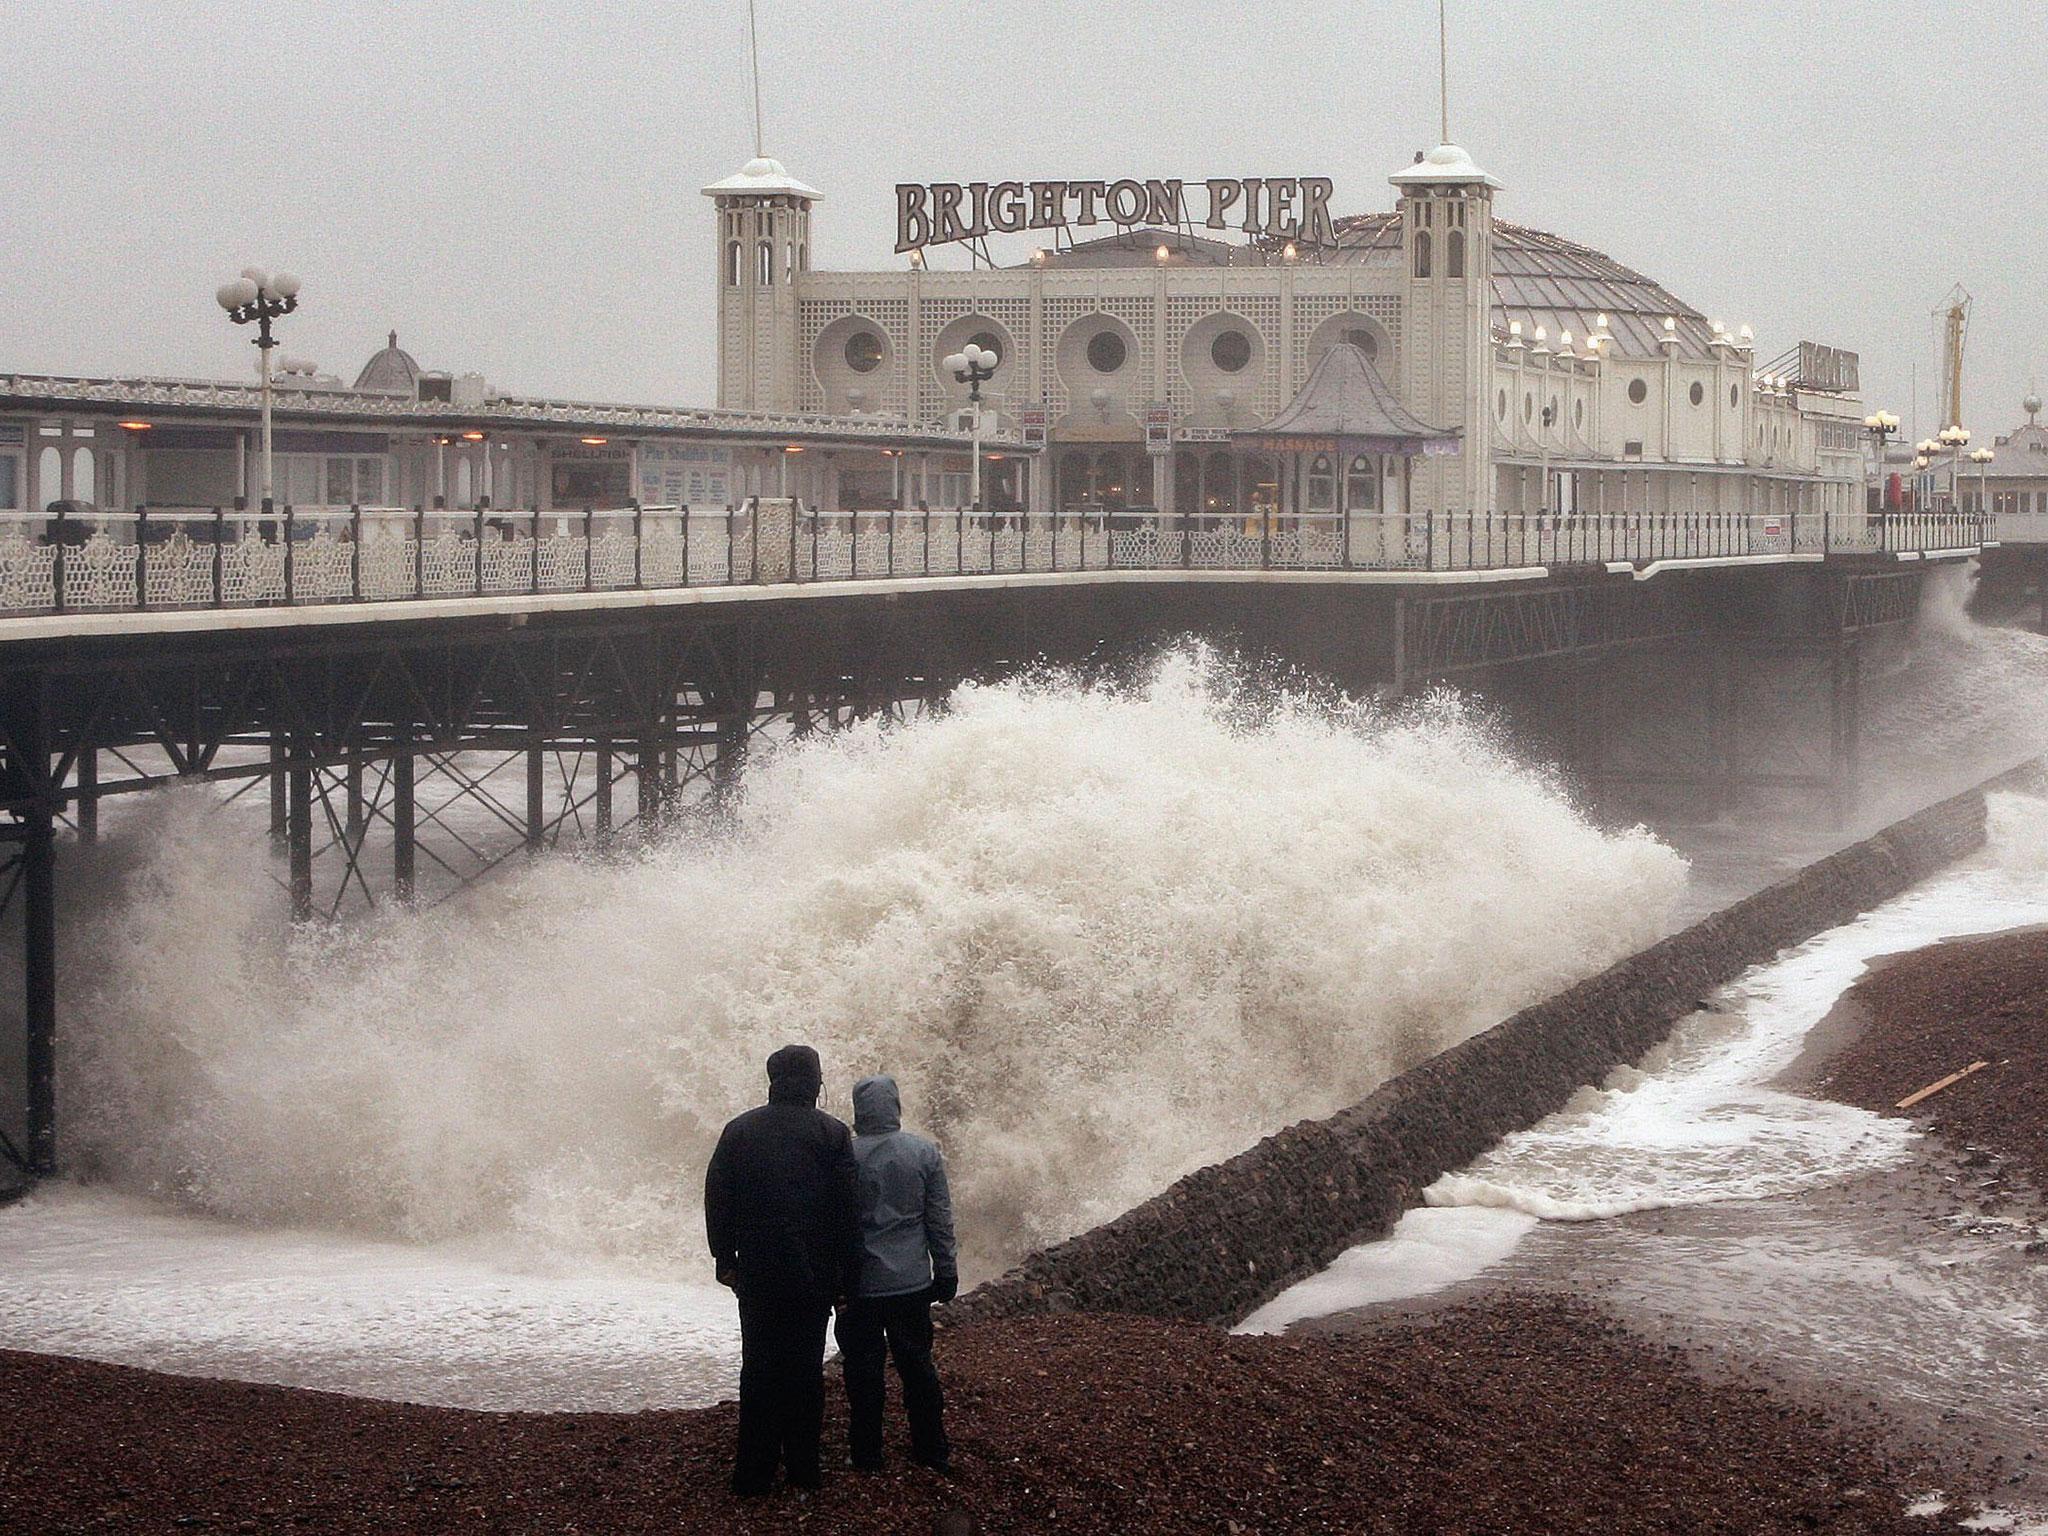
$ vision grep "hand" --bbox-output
[928,1273,959,1305]
[716,1260,737,1289]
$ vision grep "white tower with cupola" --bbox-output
[703,157,821,411]
[1391,144,1500,516]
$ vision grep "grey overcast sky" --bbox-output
[3,1,2042,440]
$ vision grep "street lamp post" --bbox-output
[943,343,999,521]
[1861,410,1899,514]
[1969,446,1994,525]
[1937,423,1971,512]
[215,267,301,515]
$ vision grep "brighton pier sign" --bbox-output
[895,177,1338,254]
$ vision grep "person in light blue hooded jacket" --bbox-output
[837,1073,957,1474]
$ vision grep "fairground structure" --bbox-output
[0,139,2011,1188]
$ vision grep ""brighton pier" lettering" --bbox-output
[894,178,1338,254]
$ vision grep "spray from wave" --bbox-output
[62,646,1686,1277]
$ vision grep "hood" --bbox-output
[852,1074,902,1134]
[766,1043,823,1106]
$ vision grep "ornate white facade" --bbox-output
[707,146,1867,529]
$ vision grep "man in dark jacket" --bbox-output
[838,1074,958,1474]
[705,1044,859,1496]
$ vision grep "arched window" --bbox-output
[1307,453,1335,512]
[1204,451,1235,516]
[1446,228,1465,279]
[726,241,741,286]
[38,445,61,509]
[786,243,795,283]
[1346,454,1377,509]
[1341,327,1380,361]
[1245,457,1276,513]
[798,243,808,272]
[1413,229,1432,279]
[1058,450,1089,510]
[758,241,774,285]
[71,446,94,504]
[456,457,473,507]
[1097,451,1128,510]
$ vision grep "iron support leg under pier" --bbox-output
[526,732,546,850]
[24,799,56,1177]
[268,737,287,842]
[637,739,666,831]
[594,737,614,840]
[711,715,746,811]
[1389,596,1407,700]
[286,742,313,923]
[345,758,364,842]
[76,746,97,845]
[392,745,416,901]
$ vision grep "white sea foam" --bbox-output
[1234,1206,1538,1335]
[56,646,1685,1280]
[1425,796,2048,1224]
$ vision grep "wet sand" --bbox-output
[1303,921,2048,1524]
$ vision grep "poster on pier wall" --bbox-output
[1144,404,1172,456]
[638,444,732,508]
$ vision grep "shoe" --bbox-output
[913,1455,954,1478]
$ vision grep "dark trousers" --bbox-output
[835,1292,948,1467]
[734,1294,832,1493]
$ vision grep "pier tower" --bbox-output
[703,157,821,411]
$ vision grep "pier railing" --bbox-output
[0,501,1988,618]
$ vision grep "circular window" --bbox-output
[1087,331,1127,373]
[1730,383,1740,408]
[967,331,1003,366]
[1210,329,1252,373]
[1689,381,1705,406]
[843,331,884,374]
[1341,327,1380,361]
[1627,378,1648,405]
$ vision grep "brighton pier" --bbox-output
[0,139,2015,1192]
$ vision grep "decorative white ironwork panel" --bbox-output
[420,532,476,595]
[536,535,587,591]
[852,528,891,577]
[295,528,356,601]
[221,540,286,604]
[1189,526,1259,568]
[141,531,215,606]
[809,526,853,580]
[589,529,636,590]
[65,532,141,609]
[640,529,685,586]
[481,537,532,594]
[1111,526,1166,568]
[360,540,416,599]
[0,533,57,610]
